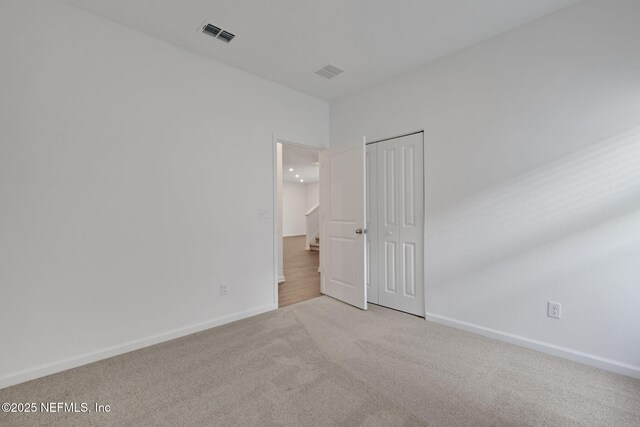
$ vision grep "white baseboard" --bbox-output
[283,234,305,237]
[425,312,640,379]
[0,304,277,390]
[278,275,286,283]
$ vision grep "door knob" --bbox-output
[355,228,365,235]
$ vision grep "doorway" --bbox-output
[366,132,425,316]
[275,141,322,307]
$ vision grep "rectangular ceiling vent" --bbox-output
[315,64,344,79]
[202,23,235,43]
[217,30,235,43]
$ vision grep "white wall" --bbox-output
[331,0,640,377]
[0,0,329,388]
[282,182,308,236]
[283,182,319,236]
[305,182,319,211]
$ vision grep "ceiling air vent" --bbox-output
[217,30,235,43]
[201,23,235,43]
[315,64,344,79]
[202,23,222,38]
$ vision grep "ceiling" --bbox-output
[282,144,319,183]
[59,0,579,100]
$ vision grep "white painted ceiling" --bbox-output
[59,0,579,100]
[282,144,319,183]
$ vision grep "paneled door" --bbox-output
[375,133,424,316]
[320,142,367,310]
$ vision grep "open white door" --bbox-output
[320,142,367,310]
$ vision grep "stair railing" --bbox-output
[304,204,320,250]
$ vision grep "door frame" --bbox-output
[271,135,322,308]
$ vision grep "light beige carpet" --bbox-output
[1,296,639,426]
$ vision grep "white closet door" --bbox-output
[377,133,424,316]
[366,144,379,304]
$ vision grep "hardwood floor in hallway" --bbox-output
[279,235,321,308]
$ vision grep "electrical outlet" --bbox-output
[548,301,561,319]
[258,208,270,219]
[220,283,229,296]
